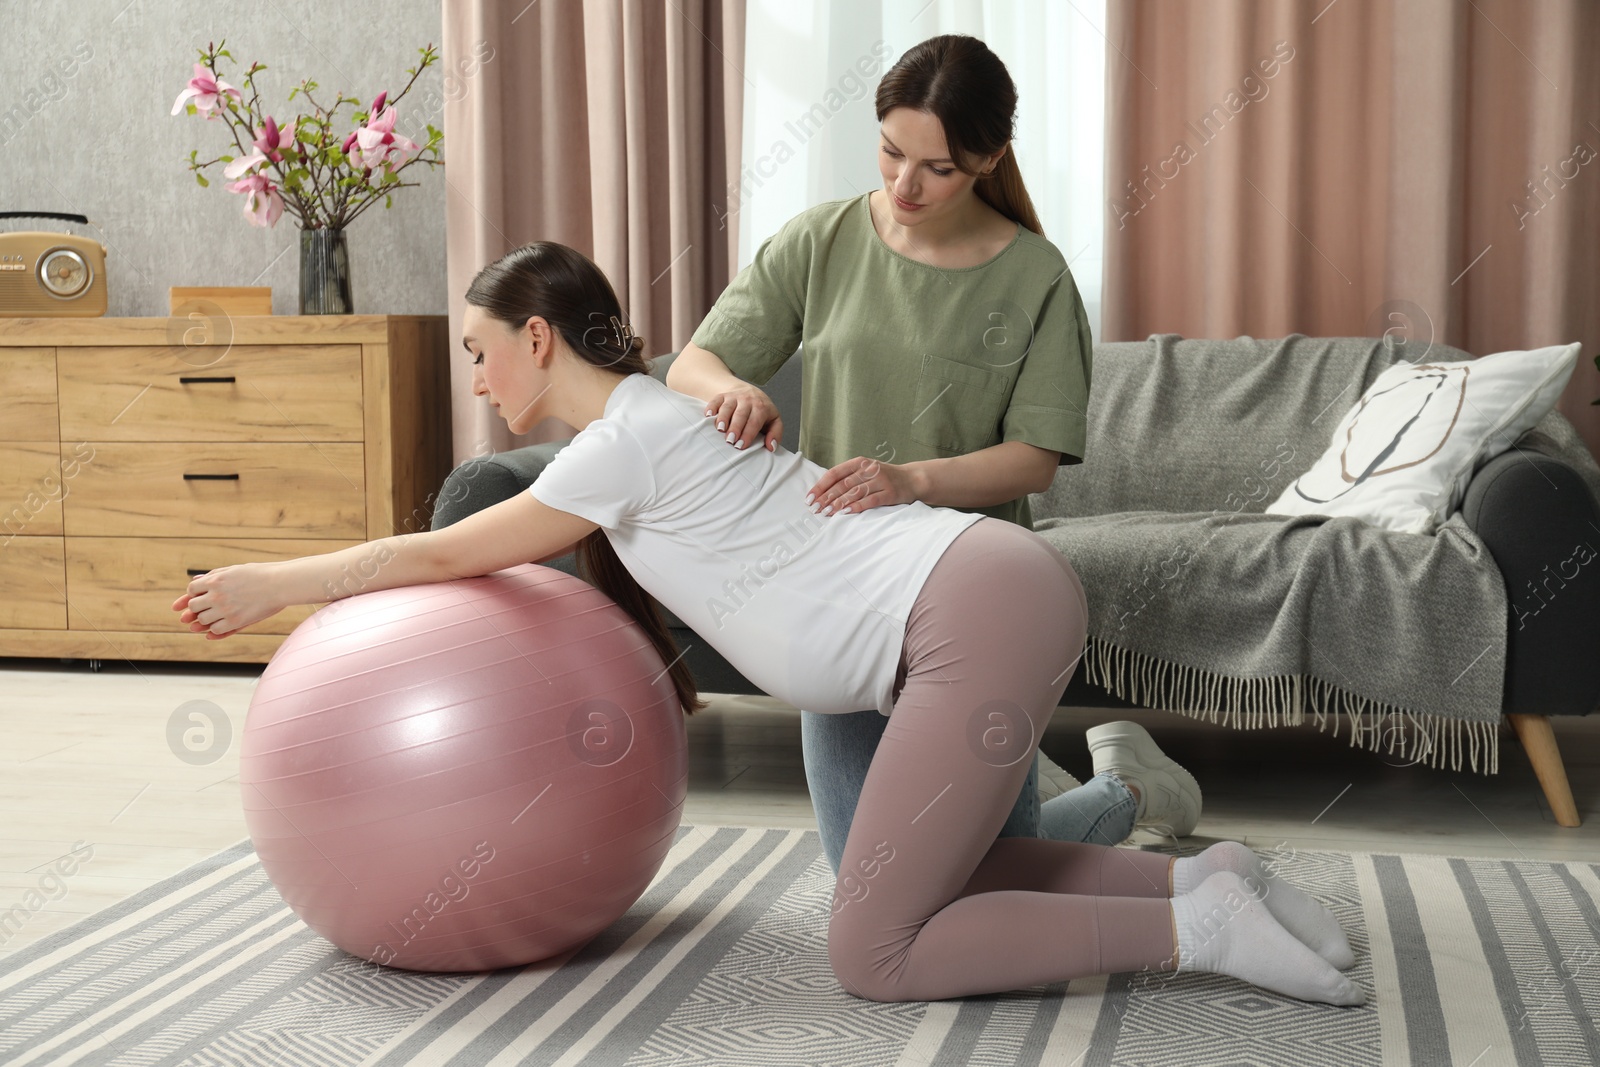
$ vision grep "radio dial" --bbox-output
[39,248,91,297]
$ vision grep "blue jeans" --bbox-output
[802,708,1140,877]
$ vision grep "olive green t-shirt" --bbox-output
[688,192,1092,531]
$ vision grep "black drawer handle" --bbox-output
[182,472,240,480]
[186,568,210,577]
[178,376,237,384]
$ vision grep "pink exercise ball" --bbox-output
[240,563,688,973]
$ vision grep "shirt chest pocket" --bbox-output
[906,353,1010,455]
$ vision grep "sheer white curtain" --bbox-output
[736,0,1106,338]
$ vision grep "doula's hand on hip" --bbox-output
[807,457,919,516]
[704,384,783,452]
[171,562,283,639]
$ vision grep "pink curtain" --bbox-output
[441,0,745,463]
[1103,0,1600,462]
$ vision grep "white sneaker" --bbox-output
[1086,721,1202,837]
[1036,749,1082,802]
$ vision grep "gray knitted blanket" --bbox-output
[1027,335,1600,776]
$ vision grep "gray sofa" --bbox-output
[431,339,1600,827]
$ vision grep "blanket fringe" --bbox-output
[1081,634,1500,775]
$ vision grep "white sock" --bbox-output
[1171,870,1365,1006]
[1172,841,1356,969]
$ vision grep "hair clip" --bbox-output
[608,314,637,351]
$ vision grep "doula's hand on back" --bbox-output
[704,383,783,452]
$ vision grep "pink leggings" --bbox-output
[827,516,1180,1001]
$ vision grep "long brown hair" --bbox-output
[465,242,709,717]
[875,34,1044,237]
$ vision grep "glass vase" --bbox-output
[298,227,353,315]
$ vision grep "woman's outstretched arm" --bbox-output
[171,493,600,639]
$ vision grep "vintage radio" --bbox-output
[0,211,109,317]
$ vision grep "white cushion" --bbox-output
[1264,342,1582,534]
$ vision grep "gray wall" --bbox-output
[0,0,447,317]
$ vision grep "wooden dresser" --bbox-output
[0,315,452,664]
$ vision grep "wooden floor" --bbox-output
[3,657,1596,961]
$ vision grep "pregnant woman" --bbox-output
[666,34,1201,875]
[172,240,1362,1005]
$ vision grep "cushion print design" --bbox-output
[1265,343,1581,534]
[1291,363,1469,506]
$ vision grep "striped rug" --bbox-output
[1,825,1596,1066]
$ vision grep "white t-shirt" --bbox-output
[528,372,984,715]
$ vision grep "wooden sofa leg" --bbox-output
[1506,713,1581,828]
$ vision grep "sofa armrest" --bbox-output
[1459,450,1600,716]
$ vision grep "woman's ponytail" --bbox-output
[976,141,1043,238]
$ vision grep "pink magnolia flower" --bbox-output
[223,116,297,178]
[171,62,241,119]
[350,94,419,172]
[223,172,284,228]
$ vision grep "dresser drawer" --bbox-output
[0,536,66,629]
[0,313,449,663]
[0,442,81,537]
[62,442,366,537]
[58,345,363,442]
[0,348,59,441]
[66,536,364,635]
